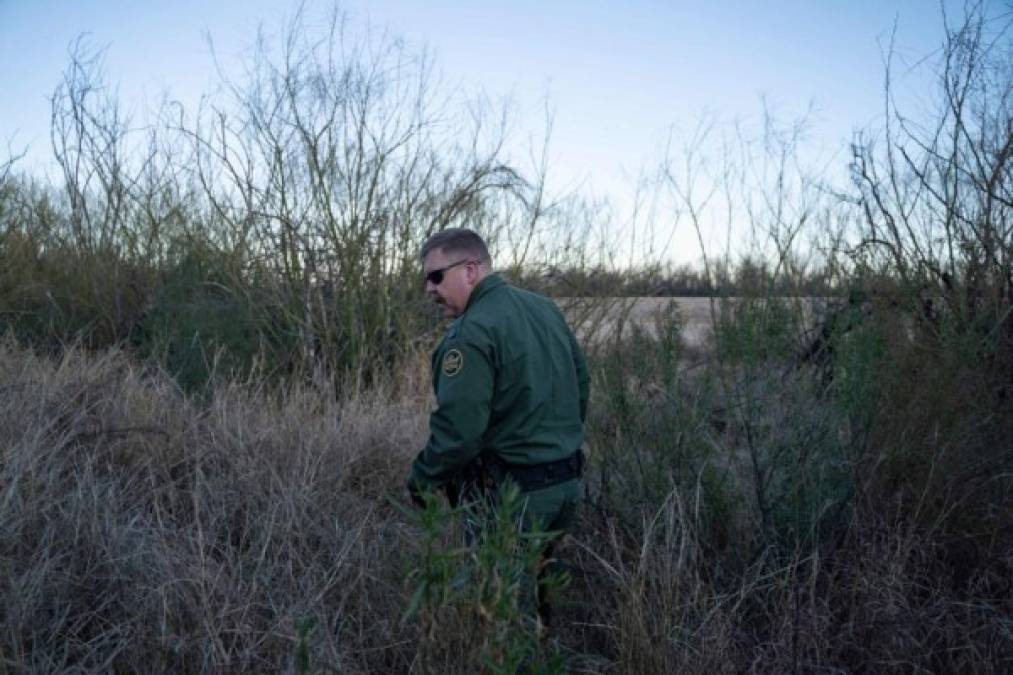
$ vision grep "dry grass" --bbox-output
[563,475,1013,673]
[0,338,427,673]
[1,336,1011,673]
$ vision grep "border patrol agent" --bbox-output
[407,228,589,623]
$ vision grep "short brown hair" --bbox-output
[420,228,491,264]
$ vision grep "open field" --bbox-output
[556,297,714,350]
[558,296,825,353]
[594,297,718,350]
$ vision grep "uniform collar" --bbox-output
[464,273,505,313]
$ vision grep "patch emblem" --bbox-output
[442,349,464,377]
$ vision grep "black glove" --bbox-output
[443,480,461,508]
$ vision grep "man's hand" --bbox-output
[443,480,461,508]
[407,478,426,509]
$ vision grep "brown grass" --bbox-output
[1,336,1011,673]
[0,338,426,673]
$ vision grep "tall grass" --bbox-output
[3,294,1011,673]
[566,286,1012,673]
[0,338,430,672]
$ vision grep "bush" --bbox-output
[403,484,568,674]
[132,246,299,393]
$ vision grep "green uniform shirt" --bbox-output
[410,274,590,490]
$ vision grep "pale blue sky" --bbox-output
[0,1,980,259]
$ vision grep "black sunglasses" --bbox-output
[424,259,475,285]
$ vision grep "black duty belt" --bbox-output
[489,449,584,492]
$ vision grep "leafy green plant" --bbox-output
[131,247,292,393]
[402,483,569,674]
[714,296,800,366]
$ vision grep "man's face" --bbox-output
[423,248,478,318]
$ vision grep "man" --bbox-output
[406,228,589,618]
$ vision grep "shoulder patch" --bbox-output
[442,348,464,377]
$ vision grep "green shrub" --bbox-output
[590,293,858,565]
[714,297,801,366]
[402,484,569,674]
[131,247,297,393]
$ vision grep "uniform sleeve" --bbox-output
[569,329,590,424]
[410,335,495,489]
